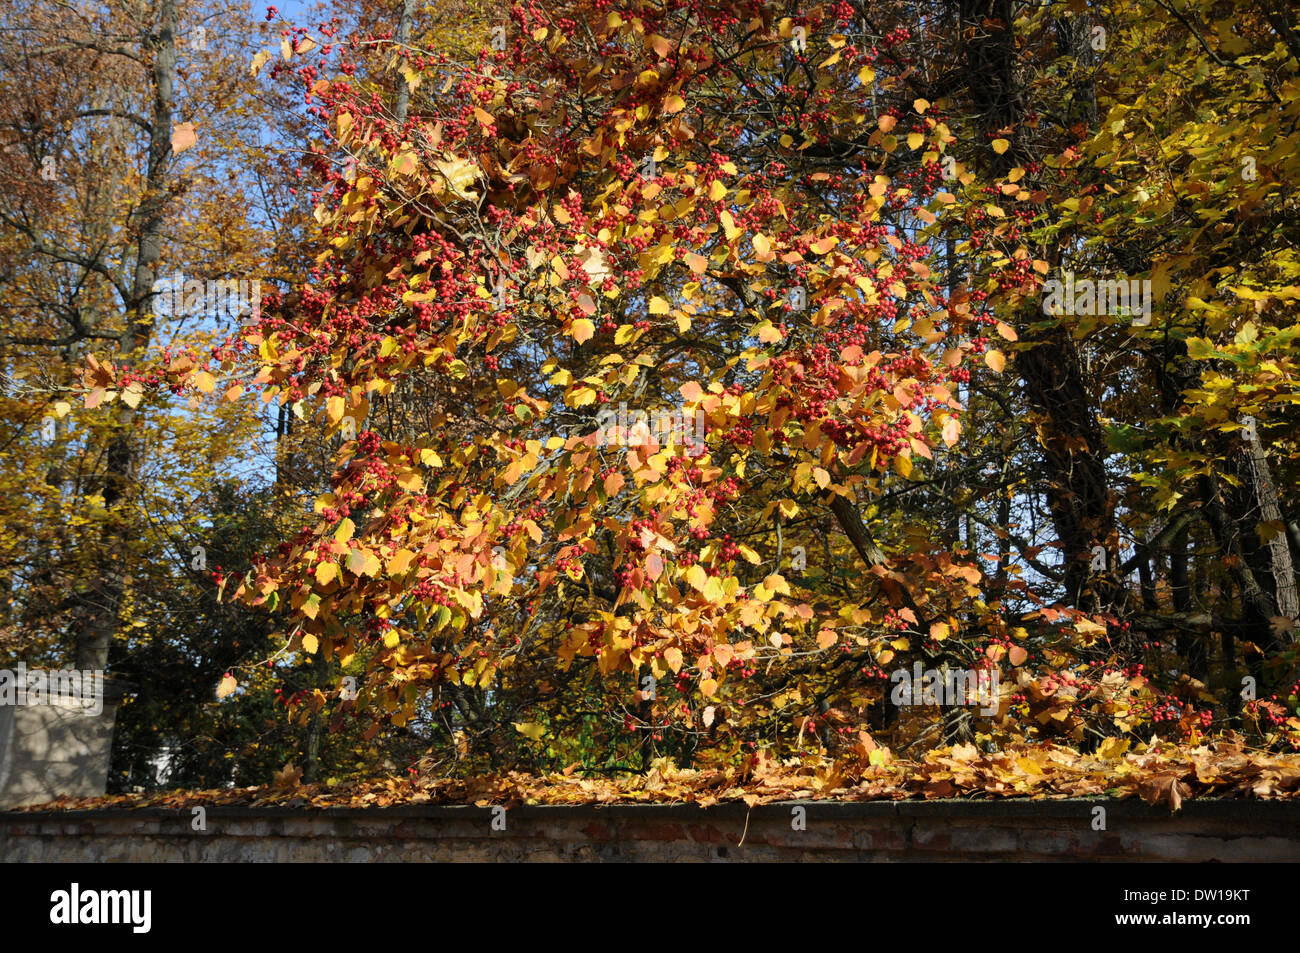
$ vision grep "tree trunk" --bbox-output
[1242,431,1299,623]
[393,0,417,125]
[75,0,176,672]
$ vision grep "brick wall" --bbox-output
[4,799,1300,861]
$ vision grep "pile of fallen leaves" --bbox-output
[14,735,1300,814]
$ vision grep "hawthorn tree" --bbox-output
[66,0,1300,781]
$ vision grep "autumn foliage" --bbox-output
[8,0,1300,801]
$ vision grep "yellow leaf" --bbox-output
[708,180,727,201]
[984,349,1006,372]
[315,561,337,586]
[334,518,355,543]
[663,93,686,114]
[762,573,791,596]
[434,156,481,199]
[216,674,237,699]
[1097,738,1130,762]
[302,633,319,654]
[992,138,1010,155]
[649,296,670,314]
[720,210,740,241]
[571,318,595,343]
[514,721,546,741]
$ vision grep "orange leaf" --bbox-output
[172,122,197,154]
[941,416,960,446]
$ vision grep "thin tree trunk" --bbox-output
[1243,431,1298,623]
[393,0,417,125]
[75,0,176,672]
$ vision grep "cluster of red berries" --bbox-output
[718,534,741,562]
[410,577,452,606]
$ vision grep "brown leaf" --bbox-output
[273,762,304,790]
